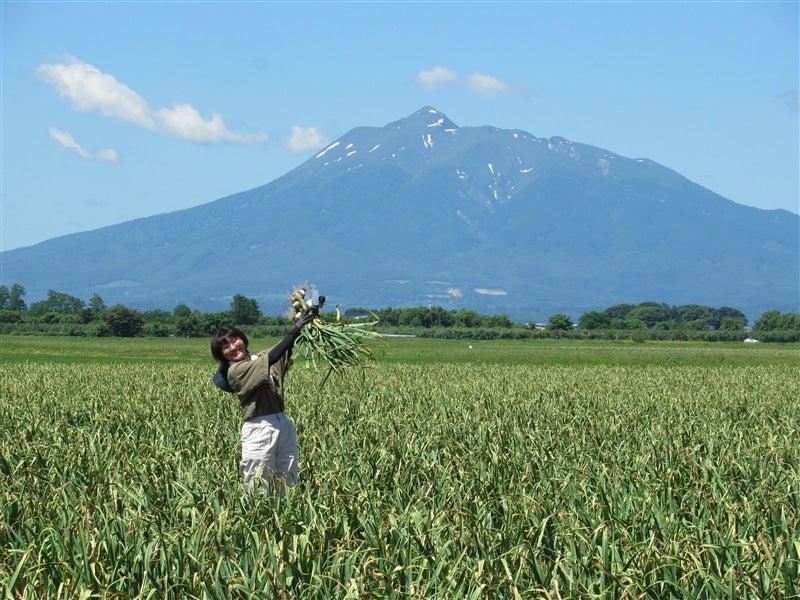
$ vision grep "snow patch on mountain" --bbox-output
[315,140,340,158]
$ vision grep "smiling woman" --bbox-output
[209,310,317,495]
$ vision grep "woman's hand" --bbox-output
[295,306,319,329]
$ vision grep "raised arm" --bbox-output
[267,306,318,364]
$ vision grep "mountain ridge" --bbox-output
[2,106,797,322]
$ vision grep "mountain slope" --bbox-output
[2,106,797,322]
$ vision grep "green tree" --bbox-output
[28,290,85,315]
[604,303,635,320]
[454,308,482,328]
[141,309,177,337]
[754,310,782,331]
[683,319,707,331]
[578,311,611,329]
[712,306,747,329]
[675,304,711,325]
[720,317,745,331]
[38,312,63,324]
[398,307,428,328]
[173,304,194,319]
[609,318,626,330]
[175,313,204,337]
[431,306,457,328]
[627,304,672,328]
[0,285,8,309]
[0,310,23,323]
[377,307,399,326]
[89,293,107,314]
[754,310,800,331]
[230,294,261,325]
[103,304,144,337]
[416,307,432,328]
[144,309,173,323]
[546,313,573,331]
[484,313,513,328]
[623,317,647,330]
[142,322,173,337]
[780,313,800,330]
[202,312,230,336]
[0,283,26,311]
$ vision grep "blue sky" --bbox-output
[1,1,798,251]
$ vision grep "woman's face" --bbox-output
[220,335,248,362]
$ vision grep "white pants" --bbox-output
[239,413,298,494]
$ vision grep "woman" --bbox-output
[210,309,315,494]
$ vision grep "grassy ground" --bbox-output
[1,334,797,367]
[1,335,798,598]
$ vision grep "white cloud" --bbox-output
[37,58,267,143]
[283,126,327,152]
[157,104,267,143]
[416,66,459,89]
[94,148,119,162]
[465,72,510,96]
[415,66,512,96]
[47,127,119,162]
[38,60,156,129]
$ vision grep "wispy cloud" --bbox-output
[416,66,459,89]
[47,127,119,162]
[465,72,510,96]
[415,66,516,96]
[38,61,156,129]
[283,125,327,153]
[157,104,266,143]
[37,58,267,143]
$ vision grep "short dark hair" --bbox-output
[210,325,249,363]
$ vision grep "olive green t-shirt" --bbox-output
[226,347,289,421]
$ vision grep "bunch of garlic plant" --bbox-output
[287,284,382,387]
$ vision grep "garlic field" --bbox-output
[1,338,798,598]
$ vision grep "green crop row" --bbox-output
[1,341,798,598]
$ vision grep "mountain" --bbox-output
[2,106,798,323]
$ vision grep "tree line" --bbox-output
[1,284,798,342]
